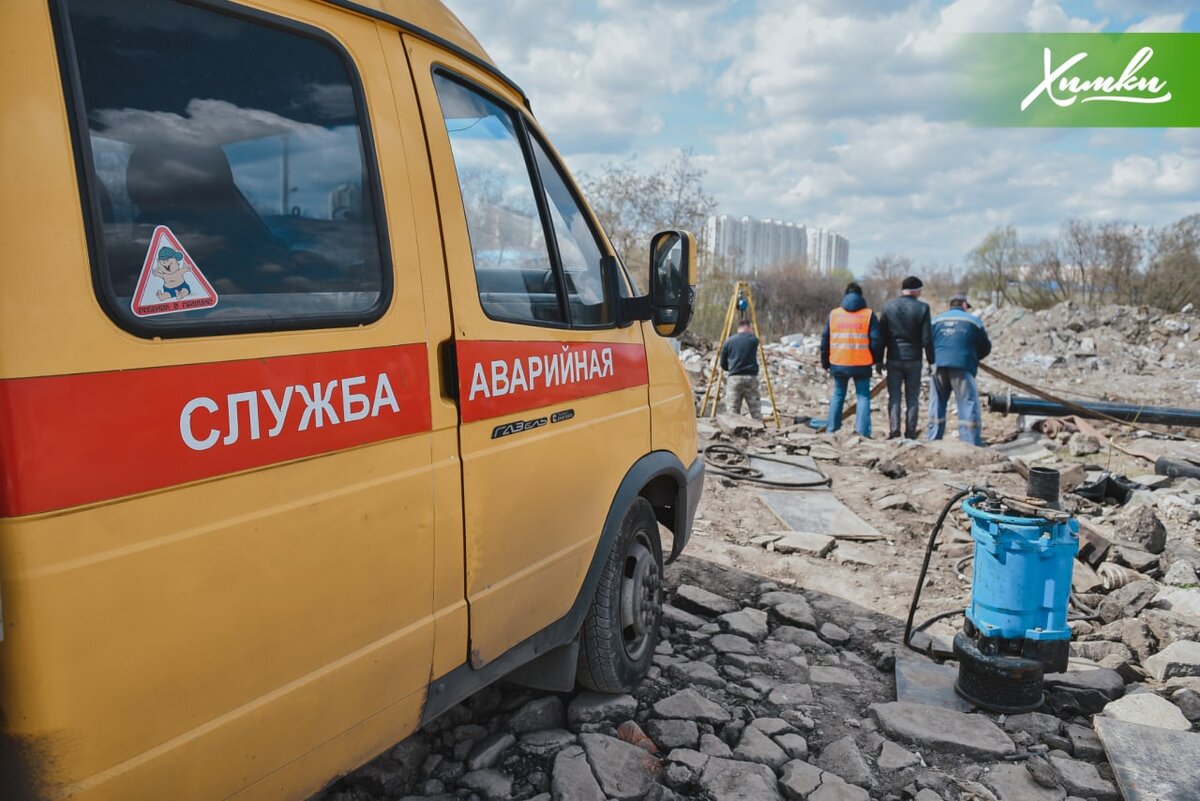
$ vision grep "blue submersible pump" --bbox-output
[904,468,1078,713]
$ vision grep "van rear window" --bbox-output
[57,0,390,335]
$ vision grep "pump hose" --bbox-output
[702,443,832,489]
[903,488,972,654]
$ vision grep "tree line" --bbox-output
[967,217,1200,311]
[580,150,1199,342]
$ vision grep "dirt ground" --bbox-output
[321,302,1200,801]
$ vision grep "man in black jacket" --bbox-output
[879,276,935,439]
[720,320,762,421]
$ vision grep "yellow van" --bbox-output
[0,1,703,799]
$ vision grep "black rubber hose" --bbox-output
[702,443,832,489]
[903,487,972,654]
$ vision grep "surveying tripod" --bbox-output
[698,281,782,428]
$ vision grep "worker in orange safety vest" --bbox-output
[820,282,883,437]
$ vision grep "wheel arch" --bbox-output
[420,450,703,723]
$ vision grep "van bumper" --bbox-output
[671,455,705,561]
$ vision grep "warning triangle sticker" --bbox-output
[131,225,219,317]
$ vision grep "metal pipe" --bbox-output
[988,393,1200,428]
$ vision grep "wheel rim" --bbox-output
[619,534,660,661]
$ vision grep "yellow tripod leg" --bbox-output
[700,283,739,416]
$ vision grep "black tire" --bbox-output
[577,497,664,693]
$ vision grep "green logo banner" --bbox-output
[957,34,1200,127]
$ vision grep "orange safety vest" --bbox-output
[829,307,874,367]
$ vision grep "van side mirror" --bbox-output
[600,230,696,335]
[648,230,696,338]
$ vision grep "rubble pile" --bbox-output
[979,301,1200,402]
[320,556,1187,801]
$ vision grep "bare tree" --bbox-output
[1095,222,1146,305]
[865,254,913,307]
[968,225,1022,307]
[1015,237,1070,310]
[1143,214,1200,311]
[580,149,717,287]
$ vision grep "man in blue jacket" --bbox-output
[927,295,991,446]
[820,282,883,437]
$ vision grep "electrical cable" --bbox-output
[903,487,972,654]
[702,443,832,489]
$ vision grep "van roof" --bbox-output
[324,0,530,108]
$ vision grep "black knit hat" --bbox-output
[901,275,923,291]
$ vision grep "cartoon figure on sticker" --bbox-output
[131,225,218,317]
[152,245,191,301]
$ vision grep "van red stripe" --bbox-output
[456,340,647,424]
[0,345,431,517]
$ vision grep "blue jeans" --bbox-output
[827,375,872,437]
[926,367,983,446]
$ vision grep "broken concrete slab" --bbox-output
[710,634,756,655]
[578,733,660,801]
[698,756,782,801]
[1043,665,1125,715]
[717,607,770,642]
[1064,723,1104,762]
[767,683,815,706]
[772,531,837,557]
[732,725,788,771]
[773,597,818,630]
[1114,505,1168,554]
[809,665,861,688]
[876,740,919,772]
[1100,692,1192,731]
[1046,754,1119,801]
[1172,687,1200,723]
[662,604,707,631]
[819,622,851,645]
[983,763,1065,801]
[550,745,604,801]
[651,689,731,724]
[1156,586,1200,619]
[674,584,739,617]
[1096,579,1159,624]
[759,490,885,541]
[567,692,638,725]
[894,655,974,713]
[1143,639,1200,681]
[1095,716,1200,801]
[870,701,1015,759]
[646,719,699,751]
[778,760,869,801]
[815,735,873,788]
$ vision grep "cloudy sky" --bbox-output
[442,0,1199,273]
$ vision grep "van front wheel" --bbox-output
[577,498,664,693]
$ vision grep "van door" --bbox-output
[2,2,439,798]
[404,39,651,667]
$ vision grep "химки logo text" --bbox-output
[1021,46,1171,110]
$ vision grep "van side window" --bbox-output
[529,136,611,327]
[60,0,389,335]
[432,73,566,326]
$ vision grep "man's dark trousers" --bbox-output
[887,360,922,439]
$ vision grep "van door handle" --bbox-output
[439,339,459,402]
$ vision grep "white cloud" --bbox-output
[443,0,1197,269]
[1026,0,1106,32]
[1126,13,1187,33]
[444,0,735,153]
[1095,0,1193,18]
